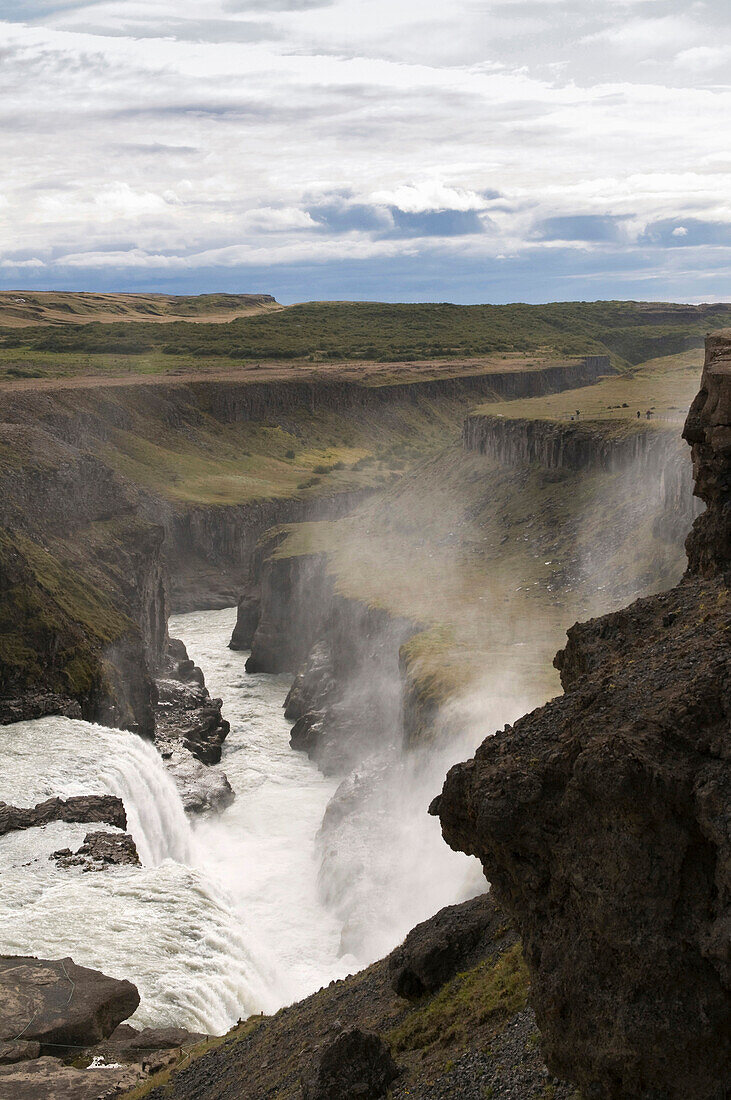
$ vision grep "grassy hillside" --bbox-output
[1,300,729,381]
[0,291,279,328]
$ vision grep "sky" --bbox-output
[0,0,730,303]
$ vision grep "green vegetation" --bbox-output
[478,348,704,424]
[388,944,529,1055]
[0,528,132,697]
[0,300,728,381]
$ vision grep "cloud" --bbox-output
[640,218,731,247]
[0,1,729,299]
[533,215,627,243]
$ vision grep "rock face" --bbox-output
[155,638,230,767]
[0,955,140,1051]
[300,1028,399,1100]
[683,329,731,575]
[50,831,140,871]
[388,892,514,1000]
[436,338,731,1100]
[0,795,126,837]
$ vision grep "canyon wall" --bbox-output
[436,334,731,1099]
[464,413,699,546]
[0,355,608,731]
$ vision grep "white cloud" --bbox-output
[0,0,729,287]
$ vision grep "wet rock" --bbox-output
[0,1055,143,1099]
[229,594,261,651]
[388,892,514,999]
[164,748,235,814]
[0,795,127,837]
[284,641,336,721]
[0,955,140,1051]
[50,831,140,871]
[0,693,82,726]
[155,677,229,765]
[300,1028,398,1100]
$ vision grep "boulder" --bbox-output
[300,1028,398,1100]
[0,796,127,837]
[50,831,140,871]
[388,892,515,999]
[0,956,140,1051]
[164,749,235,814]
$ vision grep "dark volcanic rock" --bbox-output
[0,692,82,726]
[300,1028,399,1100]
[50,830,140,871]
[155,638,230,767]
[388,892,514,1000]
[683,330,731,575]
[228,594,261,651]
[0,955,140,1051]
[436,337,731,1100]
[0,795,127,836]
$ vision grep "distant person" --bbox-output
[646,410,652,419]
[637,410,641,418]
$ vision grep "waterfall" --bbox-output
[0,715,278,1031]
[0,716,192,867]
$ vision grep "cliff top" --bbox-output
[472,348,704,426]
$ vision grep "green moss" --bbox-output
[388,945,529,1055]
[0,529,132,698]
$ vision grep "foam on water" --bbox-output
[0,716,279,1030]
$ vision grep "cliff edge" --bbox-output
[436,332,730,1099]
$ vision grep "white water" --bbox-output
[171,608,356,1004]
[0,610,355,1032]
[0,717,277,1032]
[0,607,484,1034]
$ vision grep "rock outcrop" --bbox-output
[388,892,514,1000]
[0,795,127,836]
[0,955,140,1052]
[50,831,140,871]
[435,336,731,1099]
[683,329,731,575]
[0,1055,143,1099]
[155,638,230,767]
[300,1028,399,1100]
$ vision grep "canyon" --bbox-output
[0,298,727,1099]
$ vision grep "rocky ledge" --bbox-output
[0,954,205,1099]
[154,638,234,812]
[435,333,731,1099]
[51,830,140,872]
[0,795,127,836]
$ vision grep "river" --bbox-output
[0,606,482,1032]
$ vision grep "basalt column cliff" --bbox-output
[436,332,730,1099]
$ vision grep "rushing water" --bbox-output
[0,608,354,1032]
[172,607,355,1005]
[0,606,485,1034]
